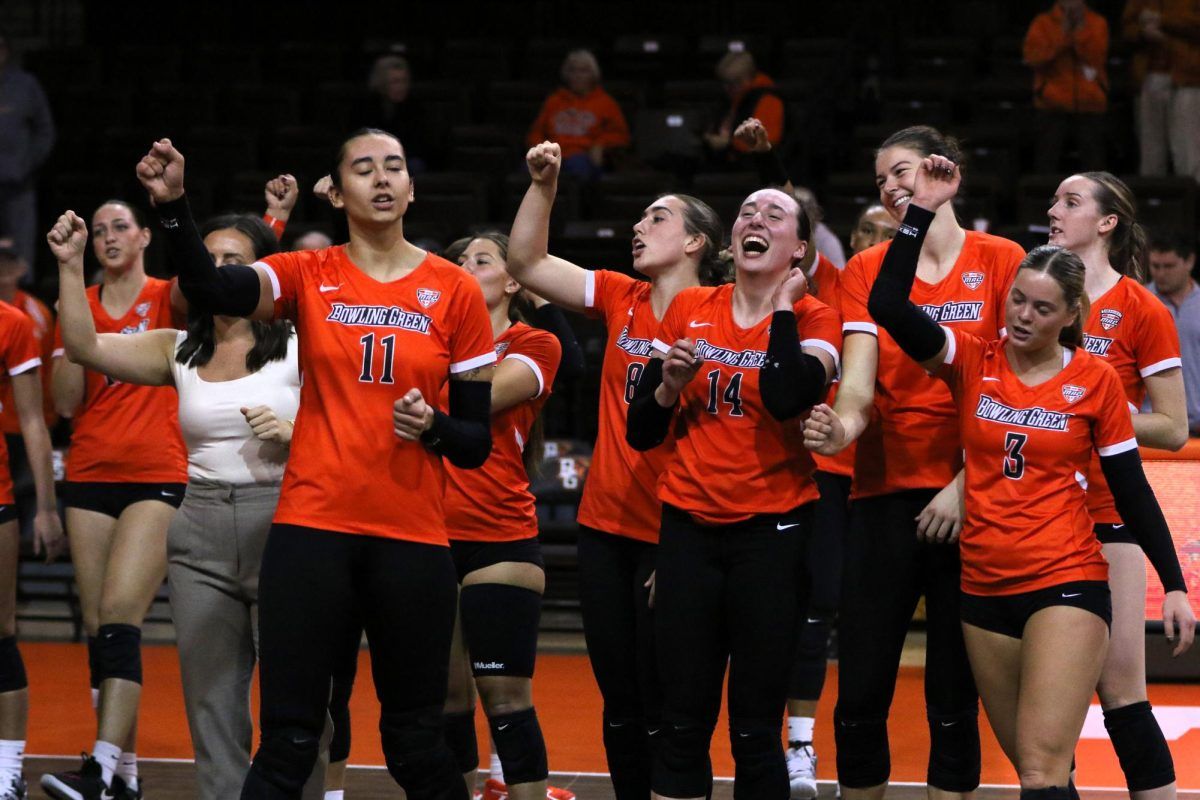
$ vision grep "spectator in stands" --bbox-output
[526,49,630,181]
[1123,1,1200,181]
[793,185,847,268]
[1023,0,1109,173]
[1147,231,1200,435]
[704,52,784,169]
[354,55,434,174]
[849,205,898,255]
[0,29,54,280]
[292,230,332,250]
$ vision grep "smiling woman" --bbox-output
[624,186,840,800]
[132,128,497,799]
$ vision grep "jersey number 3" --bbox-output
[1003,431,1027,480]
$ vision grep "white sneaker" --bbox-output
[787,742,818,799]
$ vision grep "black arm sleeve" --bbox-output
[865,204,946,363]
[760,310,829,420]
[751,148,791,188]
[154,195,262,316]
[529,303,585,387]
[421,379,493,469]
[625,358,675,451]
[1099,448,1188,593]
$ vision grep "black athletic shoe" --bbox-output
[114,776,141,800]
[39,755,121,800]
[0,774,26,800]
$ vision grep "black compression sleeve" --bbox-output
[421,379,493,469]
[865,204,946,362]
[625,358,675,451]
[529,304,585,387]
[1099,448,1187,593]
[155,195,262,316]
[751,148,791,188]
[760,310,829,420]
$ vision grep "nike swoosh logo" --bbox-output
[940,721,957,727]
[689,320,714,328]
[160,491,176,497]
[1061,592,1083,598]
[1112,524,1125,529]
[319,284,341,292]
[982,377,1000,382]
[497,723,510,731]
[805,617,823,624]
[777,522,800,531]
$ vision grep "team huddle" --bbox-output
[0,119,1186,800]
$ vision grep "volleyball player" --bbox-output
[802,125,1025,800]
[440,233,562,800]
[858,153,1194,800]
[0,277,61,800]
[43,199,188,800]
[506,142,725,800]
[1047,171,1190,799]
[135,130,495,800]
[626,186,840,799]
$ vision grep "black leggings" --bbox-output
[789,471,848,702]
[328,625,362,764]
[834,490,980,792]
[577,526,659,800]
[243,524,465,800]
[654,503,811,800]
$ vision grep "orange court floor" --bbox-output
[22,642,1200,791]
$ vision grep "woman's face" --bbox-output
[204,228,256,267]
[631,195,696,277]
[563,58,597,94]
[731,188,807,278]
[850,206,898,254]
[1005,268,1077,353]
[1047,175,1112,251]
[91,203,149,272]
[874,145,925,223]
[381,67,411,104]
[460,238,517,311]
[330,133,414,226]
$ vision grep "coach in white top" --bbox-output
[49,211,326,800]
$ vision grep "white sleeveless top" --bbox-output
[170,331,301,484]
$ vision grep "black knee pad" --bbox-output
[790,614,834,700]
[0,637,26,693]
[95,623,142,684]
[729,722,788,796]
[601,713,652,794]
[1068,779,1080,800]
[489,707,548,785]
[248,725,321,796]
[460,584,541,678]
[86,635,99,690]
[329,702,351,763]
[834,709,889,788]
[928,709,981,792]
[444,709,479,773]
[328,644,357,763]
[1020,787,1072,800]
[380,707,463,799]
[653,719,714,799]
[1103,701,1176,791]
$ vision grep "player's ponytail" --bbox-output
[666,194,730,286]
[1020,245,1088,348]
[1079,171,1147,283]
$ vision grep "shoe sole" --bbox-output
[789,780,819,800]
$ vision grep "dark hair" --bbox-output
[93,199,148,228]
[1019,244,1089,347]
[442,235,474,265]
[659,193,729,286]
[877,125,966,173]
[1077,171,1148,282]
[1148,229,1197,260]
[329,127,405,190]
[176,214,292,371]
[463,232,547,475]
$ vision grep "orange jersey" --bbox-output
[941,330,1135,595]
[651,284,842,525]
[0,303,43,503]
[444,322,561,542]
[526,87,631,161]
[577,270,672,543]
[55,278,187,484]
[1082,276,1182,524]
[0,291,55,434]
[256,246,496,544]
[808,253,854,478]
[840,232,1025,498]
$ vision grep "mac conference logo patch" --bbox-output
[1099,309,1123,331]
[416,288,441,308]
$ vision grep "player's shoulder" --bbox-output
[846,241,888,277]
[506,320,561,356]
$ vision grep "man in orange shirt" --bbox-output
[1023,0,1109,172]
[705,51,785,168]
